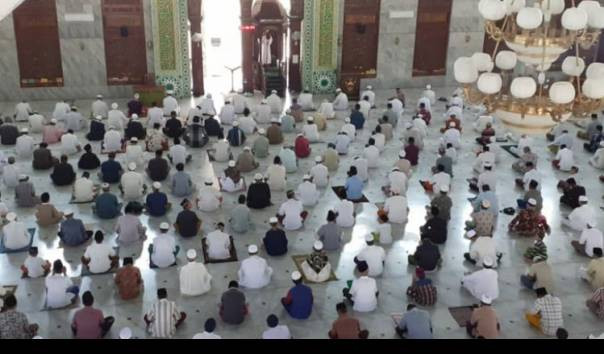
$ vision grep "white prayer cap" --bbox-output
[131,114,139,120]
[261,99,268,104]
[365,234,374,242]
[71,105,79,110]
[426,84,432,89]
[528,198,537,206]
[20,128,28,133]
[465,230,476,238]
[297,133,304,137]
[187,249,197,260]
[63,209,74,216]
[482,256,494,267]
[271,90,277,94]
[102,183,110,189]
[399,150,406,158]
[303,174,312,180]
[228,160,236,167]
[111,103,118,109]
[440,185,449,193]
[243,146,251,151]
[119,327,132,339]
[532,255,545,262]
[315,156,323,163]
[480,295,492,305]
[205,176,214,184]
[18,174,28,181]
[258,128,266,135]
[270,117,280,123]
[95,115,103,121]
[50,119,58,124]
[367,85,373,90]
[269,217,279,224]
[392,166,400,172]
[313,240,324,251]
[96,94,103,99]
[481,200,491,208]
[5,212,16,221]
[206,93,212,98]
[449,122,456,127]
[336,88,342,92]
[248,244,258,254]
[307,116,314,122]
[152,182,161,189]
[160,222,170,230]
[128,162,137,171]
[587,220,597,228]
[405,122,413,129]
[167,90,174,95]
[232,120,240,127]
[600,141,604,147]
[130,137,138,143]
[134,93,140,99]
[291,270,302,281]
[344,117,351,123]
[483,161,492,167]
[254,173,264,181]
[580,195,589,202]
[33,336,44,340]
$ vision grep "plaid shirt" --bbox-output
[509,210,549,238]
[591,288,604,319]
[531,295,563,336]
[406,279,437,306]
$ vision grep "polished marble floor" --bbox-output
[0,86,603,339]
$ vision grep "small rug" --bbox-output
[0,228,36,254]
[80,247,120,276]
[501,145,520,159]
[149,260,178,269]
[201,237,238,264]
[332,186,369,204]
[291,254,338,283]
[448,306,475,327]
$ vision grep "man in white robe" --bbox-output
[333,89,349,111]
[219,100,236,125]
[298,89,315,111]
[199,94,216,116]
[179,249,212,296]
[360,85,376,107]
[15,100,32,122]
[254,100,272,124]
[91,95,109,119]
[266,90,283,114]
[238,245,273,289]
[162,91,179,116]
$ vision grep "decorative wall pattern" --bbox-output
[151,0,191,98]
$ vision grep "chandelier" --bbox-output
[455,0,604,133]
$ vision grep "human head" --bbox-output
[266,314,279,328]
[40,192,50,203]
[176,163,184,172]
[556,328,568,339]
[535,287,547,298]
[3,293,17,309]
[204,318,216,333]
[53,259,64,274]
[123,257,134,266]
[94,230,104,243]
[357,260,369,274]
[286,190,295,199]
[82,291,94,307]
[228,280,239,289]
[327,210,337,222]
[29,247,38,257]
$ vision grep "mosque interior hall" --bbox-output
[2,0,604,340]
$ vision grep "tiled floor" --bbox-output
[0,87,603,339]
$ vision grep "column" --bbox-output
[188,0,204,97]
[288,0,304,93]
[240,0,254,94]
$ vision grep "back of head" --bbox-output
[535,287,547,297]
[336,302,347,314]
[204,318,217,333]
[82,291,94,306]
[266,314,279,328]
[123,257,134,266]
[53,259,63,273]
[94,230,104,243]
[157,288,168,299]
[228,280,239,289]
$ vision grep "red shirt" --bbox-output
[405,144,420,166]
[72,307,104,339]
[295,136,311,158]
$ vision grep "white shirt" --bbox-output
[254,104,272,124]
[555,147,575,171]
[450,96,463,108]
[207,229,231,259]
[53,102,70,121]
[443,128,461,148]
[238,116,257,135]
[478,170,496,192]
[349,276,378,312]
[372,133,385,152]
[266,164,286,191]
[3,164,19,188]
[359,100,371,119]
[186,106,202,122]
[388,171,408,195]
[522,169,542,191]
[15,102,32,121]
[389,98,403,115]
[553,132,573,148]
[92,100,109,118]
[219,104,236,125]
[364,146,380,168]
[2,221,30,249]
[73,178,95,202]
[377,223,392,244]
[357,245,386,277]
[469,237,497,268]
[232,94,247,114]
[163,96,179,116]
[238,255,273,289]
[61,133,80,155]
[462,268,499,301]
[579,228,604,257]
[151,234,177,268]
[28,114,45,133]
[15,135,35,159]
[24,255,46,278]
[169,144,187,166]
[384,195,408,224]
[125,144,144,167]
[431,172,451,193]
[333,93,349,111]
[266,94,282,114]
[180,261,212,296]
[121,171,144,200]
[197,186,222,212]
[278,199,304,230]
[413,118,427,137]
[104,130,123,152]
[296,181,320,207]
[148,107,165,128]
[213,140,230,162]
[108,109,127,131]
[360,90,375,107]
[45,275,74,308]
[334,199,355,227]
[84,242,115,273]
[193,331,222,339]
[422,89,436,105]
[199,98,216,116]
[569,205,597,231]
[262,325,291,339]
[318,101,335,118]
[298,93,314,110]
[341,123,356,139]
[475,151,495,172]
[303,124,320,142]
[310,164,329,188]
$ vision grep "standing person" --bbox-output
[144,288,187,339]
[71,291,115,339]
[281,271,313,320]
[328,302,369,339]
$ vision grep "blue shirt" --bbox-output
[284,284,313,319]
[146,192,168,217]
[59,218,89,247]
[171,171,193,197]
[100,160,122,184]
[263,229,288,256]
[399,308,433,339]
[345,176,363,200]
[95,192,121,219]
[350,111,365,130]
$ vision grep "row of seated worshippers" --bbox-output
[2,85,604,339]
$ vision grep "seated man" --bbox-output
[144,288,186,339]
[238,245,273,289]
[277,190,307,231]
[115,203,147,244]
[50,155,76,186]
[298,89,315,111]
[21,247,51,278]
[465,200,495,237]
[571,222,603,258]
[377,190,408,225]
[281,271,314,320]
[206,222,232,260]
[73,172,97,203]
[15,175,40,208]
[354,234,386,277]
[149,223,179,268]
[220,281,248,325]
[583,248,604,289]
[197,177,223,212]
[183,117,209,148]
[328,302,369,339]
[420,164,451,194]
[420,206,448,245]
[440,113,461,133]
[301,241,333,283]
[94,184,121,220]
[179,249,212,296]
[267,120,284,145]
[524,238,548,262]
[114,257,143,300]
[125,138,144,168]
[45,260,79,309]
[120,163,147,201]
[247,173,271,209]
[317,211,343,251]
[520,255,555,294]
[33,143,57,171]
[562,196,596,232]
[295,174,320,207]
[219,161,245,192]
[78,144,101,170]
[99,153,123,184]
[408,238,441,272]
[82,231,118,274]
[406,267,437,306]
[512,147,539,174]
[466,295,500,339]
[589,141,604,169]
[584,124,604,153]
[145,182,170,217]
[558,177,586,209]
[174,199,201,238]
[464,230,499,267]
[235,146,259,173]
[71,291,115,339]
[295,134,311,159]
[342,261,378,313]
[146,150,170,182]
[552,144,578,173]
[58,210,92,247]
[263,217,288,257]
[344,166,364,201]
[461,257,499,302]
[35,193,63,227]
[508,199,551,239]
[525,288,563,337]
[229,195,251,234]
[2,213,30,250]
[171,163,194,198]
[395,304,433,339]
[518,180,542,212]
[252,129,269,158]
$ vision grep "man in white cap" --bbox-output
[572,221,604,257]
[108,103,127,131]
[360,85,375,108]
[335,131,351,155]
[219,160,246,192]
[254,99,272,124]
[358,95,371,120]
[383,166,408,196]
[125,137,144,167]
[14,99,32,122]
[162,90,179,116]
[199,93,216,116]
[238,109,258,135]
[52,99,70,121]
[236,146,259,173]
[238,244,273,289]
[378,189,408,225]
[339,118,356,141]
[310,156,329,188]
[28,110,45,134]
[461,256,499,302]
[247,173,271,209]
[474,114,494,133]
[318,99,335,119]
[128,93,143,117]
[148,102,165,129]
[206,222,232,260]
[467,295,500,339]
[92,94,109,119]
[298,88,315,111]
[2,212,30,250]
[120,162,146,200]
[466,200,495,237]
[563,195,597,232]
[232,92,248,114]
[150,223,179,268]
[589,140,604,169]
[103,126,123,153]
[422,84,436,106]
[344,261,378,312]
[180,249,212,296]
[219,100,236,125]
[266,90,283,114]
[464,230,498,268]
[333,88,349,111]
[197,177,223,212]
[125,114,146,141]
[58,210,92,247]
[82,231,117,274]
[520,255,555,294]
[251,128,269,159]
[354,234,386,277]
[73,172,97,203]
[277,190,307,231]
[60,129,81,156]
[473,145,496,173]
[420,164,451,194]
[295,175,321,207]
[64,106,85,132]
[302,117,320,143]
[300,240,333,283]
[441,122,461,149]
[15,128,34,159]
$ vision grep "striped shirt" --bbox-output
[146,299,181,338]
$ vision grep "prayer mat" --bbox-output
[0,285,17,311]
[149,260,178,269]
[291,254,338,284]
[0,228,36,254]
[80,247,120,276]
[201,237,238,264]
[501,145,520,159]
[448,306,475,327]
[332,186,369,204]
